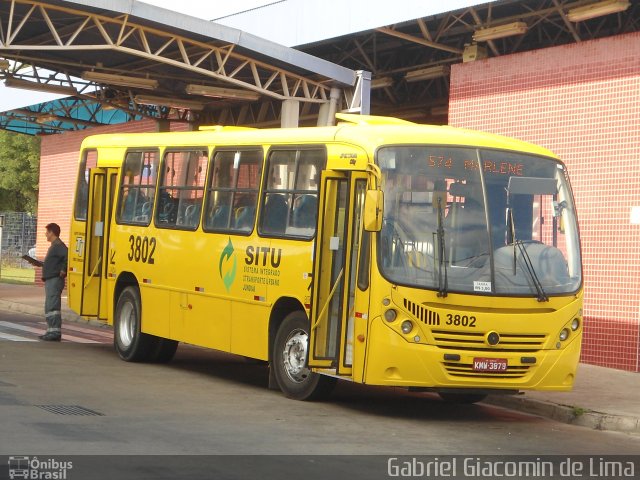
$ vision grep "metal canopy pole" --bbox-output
[0,215,4,279]
[357,70,372,115]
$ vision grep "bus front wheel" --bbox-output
[114,286,154,362]
[272,311,336,401]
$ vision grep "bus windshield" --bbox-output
[377,146,581,297]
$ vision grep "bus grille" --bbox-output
[403,299,440,326]
[443,362,530,379]
[432,329,547,352]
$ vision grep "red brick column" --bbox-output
[449,32,640,372]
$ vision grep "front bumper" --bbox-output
[363,317,582,392]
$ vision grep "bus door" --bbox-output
[309,171,369,377]
[101,169,118,319]
[79,168,116,319]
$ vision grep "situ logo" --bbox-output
[219,238,237,292]
[7,456,73,479]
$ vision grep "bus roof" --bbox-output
[80,115,558,160]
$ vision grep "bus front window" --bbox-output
[376,146,581,297]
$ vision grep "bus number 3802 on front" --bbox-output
[127,235,156,264]
[445,314,477,327]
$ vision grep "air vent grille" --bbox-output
[432,330,547,352]
[403,299,440,325]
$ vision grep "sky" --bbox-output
[0,0,277,111]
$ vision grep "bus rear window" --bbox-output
[74,150,97,221]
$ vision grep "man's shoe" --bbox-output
[41,334,61,342]
[38,334,47,340]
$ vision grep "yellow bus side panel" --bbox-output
[140,285,171,337]
[168,291,231,352]
[230,302,270,360]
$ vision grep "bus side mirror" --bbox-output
[364,190,383,232]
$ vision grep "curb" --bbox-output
[484,395,640,434]
[0,299,107,328]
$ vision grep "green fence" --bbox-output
[0,211,37,283]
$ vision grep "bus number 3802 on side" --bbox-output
[127,235,156,264]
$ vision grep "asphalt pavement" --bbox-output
[1,281,638,435]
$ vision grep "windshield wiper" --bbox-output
[514,240,548,302]
[507,207,548,302]
[436,197,448,298]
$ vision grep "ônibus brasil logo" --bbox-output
[8,456,73,479]
[219,238,237,292]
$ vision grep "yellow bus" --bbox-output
[68,114,582,403]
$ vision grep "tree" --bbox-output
[0,130,40,213]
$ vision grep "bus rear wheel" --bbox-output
[114,286,154,362]
[149,338,179,363]
[273,311,336,401]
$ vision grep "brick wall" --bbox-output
[449,32,640,371]
[35,119,190,276]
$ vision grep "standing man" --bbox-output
[40,223,68,341]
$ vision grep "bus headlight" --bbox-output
[384,309,397,322]
[401,320,413,334]
[559,328,570,341]
[571,319,580,331]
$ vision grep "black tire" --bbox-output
[149,338,179,363]
[438,392,487,404]
[114,286,155,362]
[272,311,336,401]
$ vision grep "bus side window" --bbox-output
[233,191,257,232]
[204,149,262,234]
[259,147,325,238]
[180,151,207,229]
[262,193,289,234]
[208,204,231,228]
[156,149,207,230]
[116,150,158,226]
[292,194,317,229]
[183,203,201,227]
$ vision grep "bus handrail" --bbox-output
[311,268,344,331]
[84,256,102,289]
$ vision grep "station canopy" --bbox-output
[1,0,638,134]
[0,0,364,134]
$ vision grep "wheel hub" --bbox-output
[282,329,310,383]
[118,302,135,348]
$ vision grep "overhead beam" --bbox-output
[8,107,103,127]
[552,0,583,42]
[376,27,463,55]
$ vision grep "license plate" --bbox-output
[473,357,508,372]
